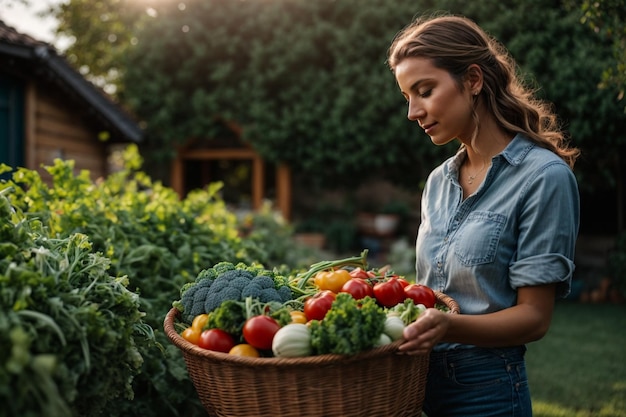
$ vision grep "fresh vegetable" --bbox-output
[229,344,260,357]
[341,278,374,300]
[272,323,313,358]
[396,277,411,288]
[375,332,393,347]
[296,250,369,290]
[314,269,352,293]
[389,299,427,325]
[404,284,436,308]
[304,290,336,321]
[174,263,293,323]
[348,267,371,279]
[181,327,202,345]
[309,293,386,355]
[197,329,235,353]
[383,315,406,341]
[191,313,210,332]
[205,299,247,339]
[204,297,291,344]
[243,315,281,350]
[373,277,406,307]
[289,311,308,324]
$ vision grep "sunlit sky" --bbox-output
[0,0,67,49]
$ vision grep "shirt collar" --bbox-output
[445,133,535,179]
[500,134,535,166]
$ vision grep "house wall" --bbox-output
[28,84,108,180]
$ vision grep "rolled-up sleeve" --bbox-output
[509,162,580,298]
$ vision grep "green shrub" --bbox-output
[0,188,151,417]
[0,145,311,416]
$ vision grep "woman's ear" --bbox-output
[466,64,483,95]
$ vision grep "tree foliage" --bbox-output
[120,0,450,188]
[573,0,626,109]
[50,0,146,94]
[51,0,625,197]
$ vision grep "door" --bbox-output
[0,74,25,178]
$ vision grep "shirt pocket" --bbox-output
[454,211,507,266]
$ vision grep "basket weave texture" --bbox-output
[164,291,459,417]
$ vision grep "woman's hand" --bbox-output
[398,308,451,355]
[397,284,558,355]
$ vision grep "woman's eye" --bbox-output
[419,89,432,98]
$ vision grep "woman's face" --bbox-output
[394,57,474,145]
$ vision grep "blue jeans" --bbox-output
[422,346,531,417]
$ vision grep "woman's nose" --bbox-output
[407,101,425,121]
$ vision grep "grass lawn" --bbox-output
[527,301,626,417]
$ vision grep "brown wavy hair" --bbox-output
[387,14,579,168]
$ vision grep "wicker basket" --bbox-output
[164,291,460,417]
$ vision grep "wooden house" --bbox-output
[0,20,142,181]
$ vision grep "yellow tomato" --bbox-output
[229,344,260,357]
[191,313,209,332]
[313,271,331,288]
[315,269,352,293]
[289,311,308,324]
[181,327,201,345]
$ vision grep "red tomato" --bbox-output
[349,267,370,279]
[373,278,406,308]
[396,278,411,288]
[243,315,281,350]
[341,278,374,300]
[404,284,436,308]
[197,329,235,353]
[304,290,336,321]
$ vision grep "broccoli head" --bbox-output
[173,263,294,323]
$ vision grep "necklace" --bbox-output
[466,161,487,185]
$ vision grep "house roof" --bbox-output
[0,19,143,143]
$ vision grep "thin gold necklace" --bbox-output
[466,161,487,185]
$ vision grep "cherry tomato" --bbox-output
[304,290,336,321]
[191,313,209,332]
[314,269,352,293]
[290,311,308,324]
[341,278,374,300]
[229,343,260,357]
[373,277,406,308]
[181,327,201,345]
[404,284,436,308]
[197,329,235,353]
[349,267,370,279]
[243,315,281,350]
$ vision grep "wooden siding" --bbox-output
[30,84,108,180]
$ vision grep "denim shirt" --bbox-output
[415,134,579,327]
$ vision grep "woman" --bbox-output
[387,14,580,416]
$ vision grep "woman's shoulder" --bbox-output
[506,135,571,171]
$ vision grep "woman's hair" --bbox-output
[387,14,579,168]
